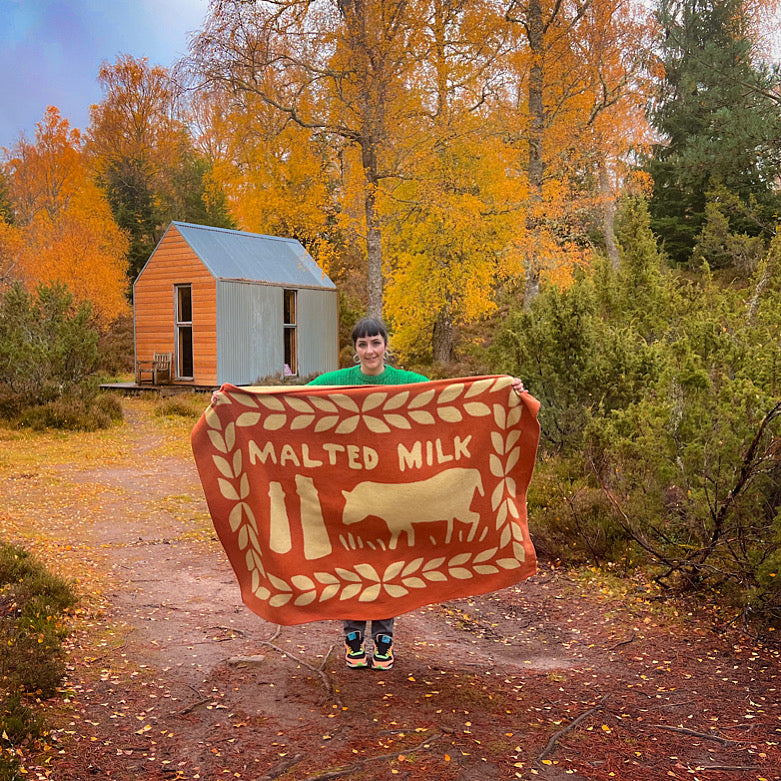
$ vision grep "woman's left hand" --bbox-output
[511,377,526,394]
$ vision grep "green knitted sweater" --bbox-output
[307,364,428,386]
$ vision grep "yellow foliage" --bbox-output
[189,0,657,358]
[88,55,187,180]
[384,128,514,360]
[207,92,335,257]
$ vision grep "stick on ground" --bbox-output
[536,696,608,765]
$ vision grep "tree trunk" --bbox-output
[432,307,454,364]
[747,233,781,325]
[362,143,384,319]
[527,0,544,198]
[599,153,620,270]
[524,0,544,309]
[523,262,540,308]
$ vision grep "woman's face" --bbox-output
[355,333,387,375]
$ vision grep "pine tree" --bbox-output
[646,0,781,264]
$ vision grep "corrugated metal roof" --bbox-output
[171,222,336,290]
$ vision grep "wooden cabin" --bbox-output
[133,222,338,387]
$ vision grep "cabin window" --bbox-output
[175,284,194,379]
[283,289,297,376]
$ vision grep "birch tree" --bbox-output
[189,0,418,318]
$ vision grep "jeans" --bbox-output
[344,618,394,639]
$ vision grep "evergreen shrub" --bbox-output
[0,542,76,779]
[0,282,122,429]
[492,197,781,628]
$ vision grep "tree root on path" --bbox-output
[698,765,758,772]
[231,625,343,708]
[302,732,442,780]
[179,697,211,715]
[179,682,211,715]
[535,696,608,766]
[256,752,305,780]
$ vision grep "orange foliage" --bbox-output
[3,108,129,324]
[88,55,187,178]
[0,219,24,286]
[500,0,656,283]
[188,0,657,355]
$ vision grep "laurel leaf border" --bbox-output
[207,377,527,607]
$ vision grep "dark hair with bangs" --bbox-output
[351,317,388,346]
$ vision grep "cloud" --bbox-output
[0,0,208,150]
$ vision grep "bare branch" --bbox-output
[651,725,748,745]
[536,696,608,764]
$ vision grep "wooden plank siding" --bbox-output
[133,227,218,386]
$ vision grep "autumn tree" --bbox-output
[189,83,338,271]
[2,107,129,324]
[385,135,519,363]
[0,169,13,224]
[383,0,517,362]
[646,0,781,264]
[190,0,420,318]
[0,220,22,288]
[570,0,658,269]
[88,55,233,281]
[501,0,655,298]
[0,172,20,286]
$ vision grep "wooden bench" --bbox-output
[135,352,173,385]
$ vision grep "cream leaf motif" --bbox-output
[361,392,387,411]
[232,393,260,408]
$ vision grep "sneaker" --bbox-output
[371,634,394,670]
[344,631,368,669]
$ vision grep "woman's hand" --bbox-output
[210,391,221,407]
[511,377,526,394]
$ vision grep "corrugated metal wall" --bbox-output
[217,281,282,385]
[297,288,339,379]
[216,282,339,385]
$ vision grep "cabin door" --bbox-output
[175,284,194,380]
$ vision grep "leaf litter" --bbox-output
[0,396,778,781]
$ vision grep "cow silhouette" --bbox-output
[341,467,485,549]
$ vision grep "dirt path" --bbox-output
[4,401,780,781]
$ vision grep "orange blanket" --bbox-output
[191,375,540,625]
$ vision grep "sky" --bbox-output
[1,1,780,154]
[0,0,210,151]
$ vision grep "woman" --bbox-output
[308,316,428,670]
[213,316,525,670]
[310,317,525,670]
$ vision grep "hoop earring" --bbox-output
[353,353,360,364]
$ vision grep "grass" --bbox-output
[0,541,76,781]
[153,392,210,421]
